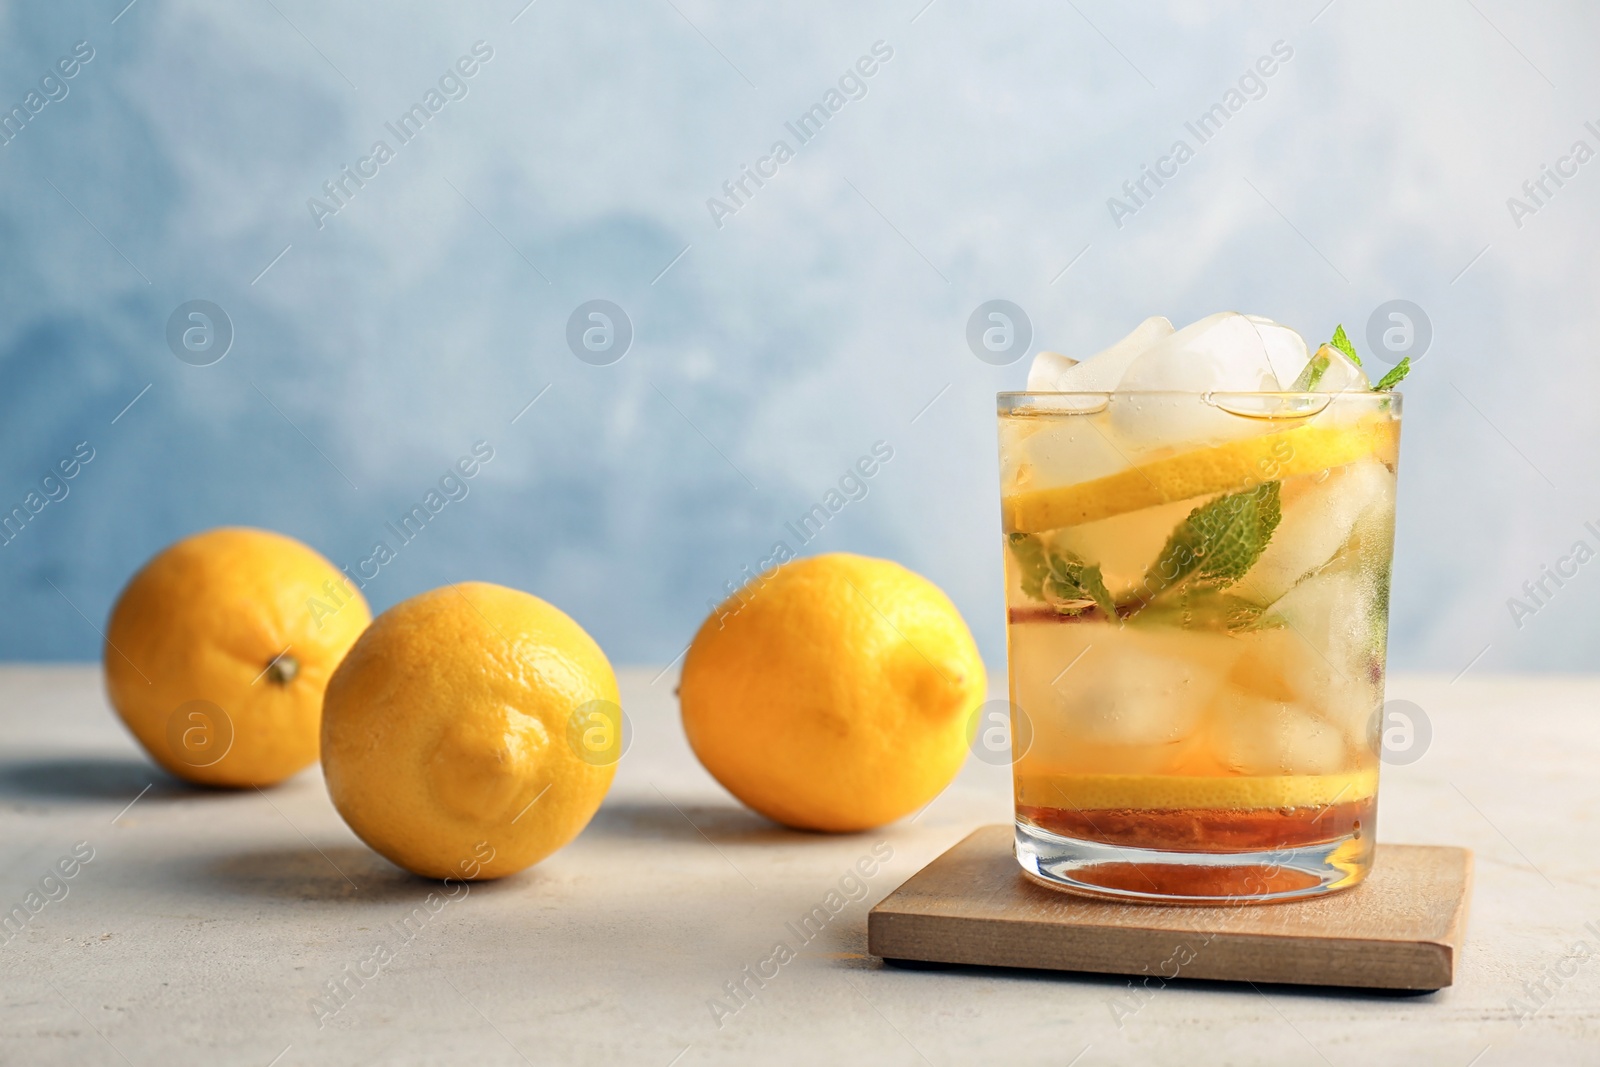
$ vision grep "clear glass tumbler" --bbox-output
[998,390,1401,903]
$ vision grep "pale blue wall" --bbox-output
[2,0,1595,672]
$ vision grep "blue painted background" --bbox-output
[2,0,1595,672]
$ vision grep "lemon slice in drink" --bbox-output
[1002,417,1399,533]
[1030,769,1378,812]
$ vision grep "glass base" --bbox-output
[1014,819,1371,905]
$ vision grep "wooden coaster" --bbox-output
[869,825,1472,991]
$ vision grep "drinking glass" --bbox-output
[998,390,1401,903]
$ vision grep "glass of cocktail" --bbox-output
[1000,313,1404,903]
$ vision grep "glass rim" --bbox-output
[998,390,1402,415]
[998,389,1402,399]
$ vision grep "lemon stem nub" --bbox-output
[266,653,299,685]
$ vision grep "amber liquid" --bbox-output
[1017,795,1373,853]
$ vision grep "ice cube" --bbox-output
[1262,568,1373,657]
[1260,572,1363,662]
[1237,459,1396,604]
[1295,342,1371,393]
[1257,570,1382,734]
[1011,624,1237,751]
[1314,343,1371,393]
[1026,351,1079,391]
[1026,316,1174,393]
[1227,626,1371,734]
[1117,312,1279,393]
[1210,689,1350,776]
[1111,313,1284,446]
[1001,409,1135,490]
[1226,629,1305,705]
[1245,315,1311,390]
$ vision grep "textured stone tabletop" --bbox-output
[0,666,1596,1066]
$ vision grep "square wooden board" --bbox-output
[868,825,1472,991]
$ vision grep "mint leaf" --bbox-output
[1142,482,1283,593]
[1373,357,1410,391]
[1008,531,1050,601]
[1292,348,1331,390]
[1062,562,1116,618]
[1008,532,1116,617]
[1330,324,1361,367]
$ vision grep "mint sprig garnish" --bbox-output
[1330,324,1361,367]
[1143,481,1283,590]
[1008,532,1116,617]
[1011,484,1284,630]
[1373,357,1411,391]
[1326,323,1410,391]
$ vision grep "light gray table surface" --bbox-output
[0,666,1596,1066]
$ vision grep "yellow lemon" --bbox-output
[321,581,620,880]
[680,553,986,833]
[104,527,371,787]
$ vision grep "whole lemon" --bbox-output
[680,553,986,832]
[104,527,371,787]
[321,581,620,880]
